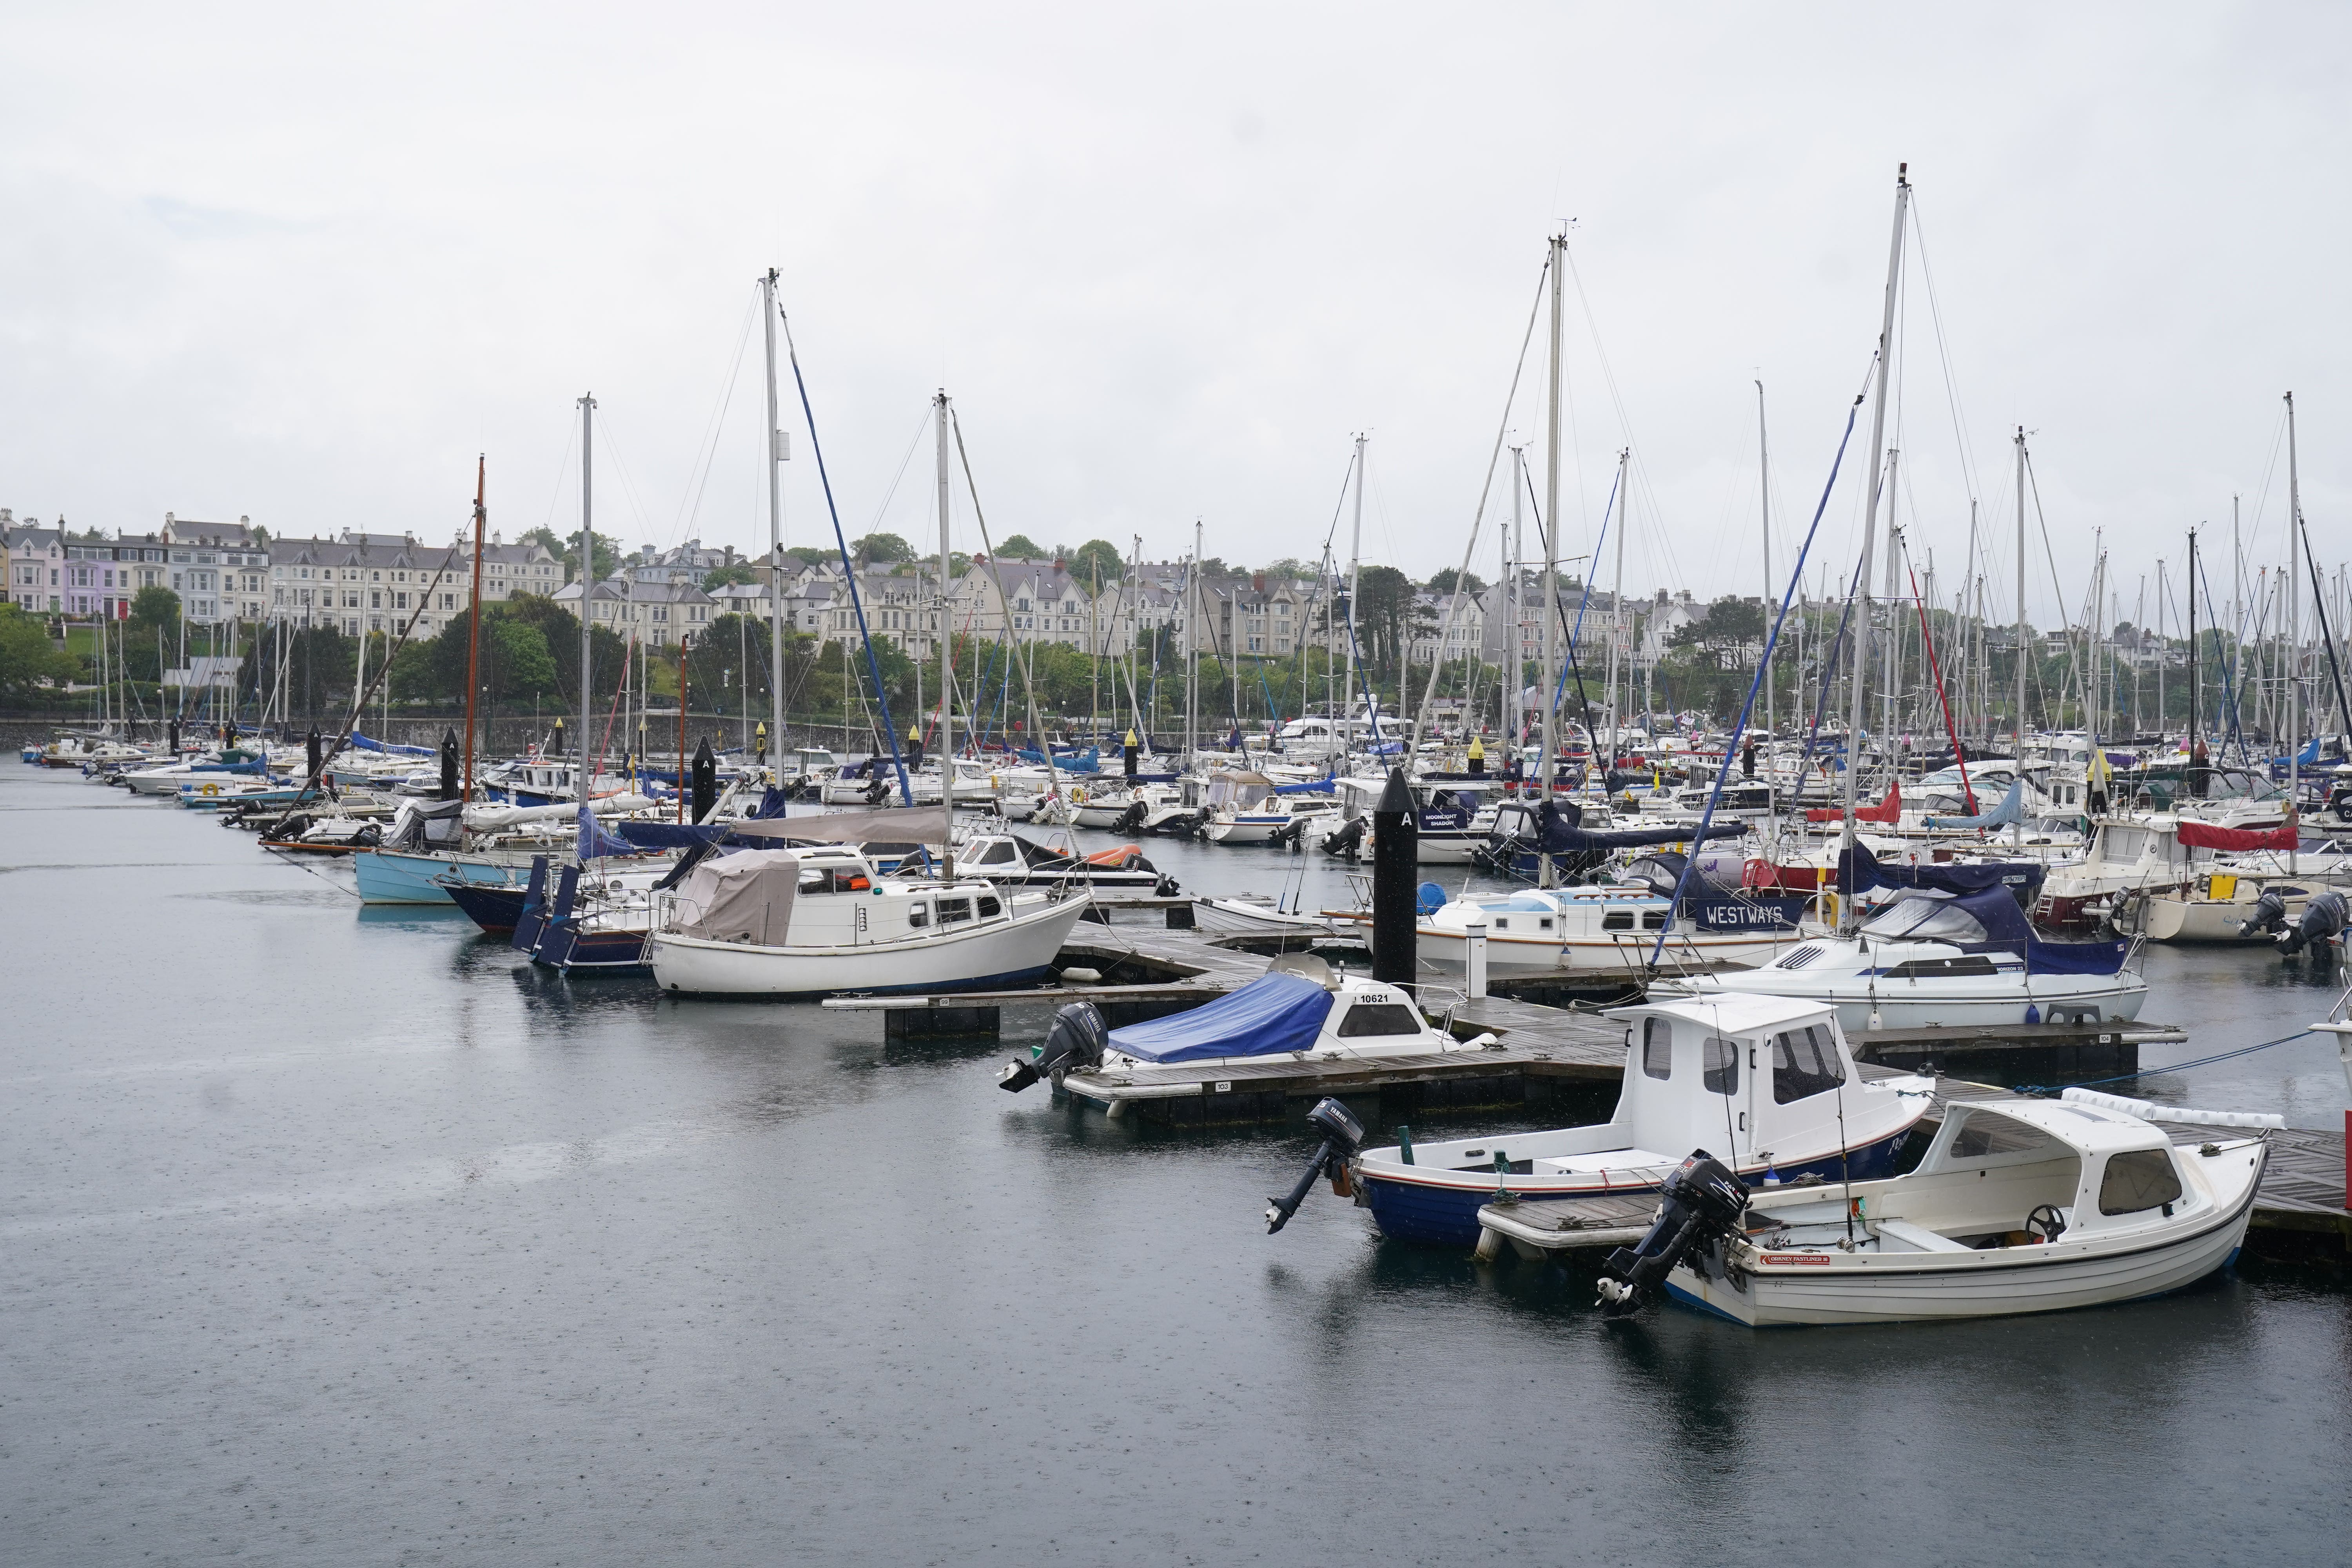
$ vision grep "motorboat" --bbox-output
[1345,994,1931,1247]
[1197,771,1341,845]
[953,831,1173,894]
[1396,871,1803,978]
[645,813,1094,998]
[996,956,1491,1100]
[1591,1090,2272,1327]
[1653,884,2148,1033]
[2038,809,2292,928]
[1069,781,1180,832]
[1190,894,1337,937]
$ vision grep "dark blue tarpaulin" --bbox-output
[1874,884,2128,976]
[1838,841,2045,907]
[1107,972,1334,1063]
[1535,799,1743,853]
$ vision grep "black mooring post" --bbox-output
[438,728,460,800]
[305,725,321,782]
[553,715,566,757]
[1124,728,1139,781]
[1372,765,1418,993]
[169,716,183,755]
[691,736,718,823]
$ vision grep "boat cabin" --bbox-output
[659,844,1011,950]
[1857,1098,2201,1244]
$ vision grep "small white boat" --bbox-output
[1652,886,2147,1033]
[1593,1091,2272,1327]
[1403,882,1799,978]
[997,956,1490,1099]
[646,842,1093,998]
[1350,994,1932,1247]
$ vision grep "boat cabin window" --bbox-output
[1881,955,2002,978]
[907,902,930,928]
[2098,1149,2183,1216]
[1770,1024,1847,1104]
[1948,1114,2058,1159]
[1859,896,1987,944]
[1336,1002,1425,1038]
[1641,1018,1672,1080]
[976,842,1017,864]
[799,866,870,894]
[976,895,1002,917]
[1702,1037,1738,1095]
[1603,911,1633,932]
[936,897,973,924]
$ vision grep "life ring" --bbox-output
[200,782,220,797]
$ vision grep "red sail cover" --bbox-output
[2175,819,2297,852]
[1806,780,1900,824]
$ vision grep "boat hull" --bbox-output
[1359,1128,1917,1249]
[647,895,1091,998]
[1410,921,1795,976]
[441,881,530,935]
[1670,1170,2263,1327]
[1655,971,2149,1034]
[355,849,534,905]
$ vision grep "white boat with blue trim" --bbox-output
[1348,994,1933,1248]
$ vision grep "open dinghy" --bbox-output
[1589,1090,2274,1327]
[1339,995,1932,1248]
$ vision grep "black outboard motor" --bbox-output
[1321,816,1367,860]
[2276,890,2348,957]
[1595,1150,1750,1319]
[2238,889,2291,940]
[998,1001,1109,1093]
[1265,1098,1367,1234]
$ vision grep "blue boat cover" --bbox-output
[576,804,638,861]
[1106,972,1334,1063]
[350,732,436,757]
[1921,778,2025,830]
[1014,746,1100,773]
[1838,842,2045,906]
[1533,799,1743,853]
[1273,773,1338,795]
[1877,884,2127,975]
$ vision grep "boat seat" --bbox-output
[1872,1218,1972,1253]
[1532,1149,1680,1177]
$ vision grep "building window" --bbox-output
[441,593,455,610]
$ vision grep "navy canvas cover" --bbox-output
[1106,972,1335,1063]
[1873,884,2128,976]
[1535,799,1742,853]
[1838,842,2046,906]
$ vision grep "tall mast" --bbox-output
[2287,390,2302,871]
[1539,231,1564,889]
[1345,435,1367,760]
[1507,444,1524,744]
[2013,423,2027,848]
[462,455,486,803]
[762,270,787,780]
[1187,518,1203,767]
[935,388,955,878]
[1840,163,1910,922]
[1757,378,1773,741]
[578,392,595,799]
[2187,528,2199,767]
[1880,449,1903,748]
[2155,555,2167,740]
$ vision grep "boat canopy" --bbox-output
[1860,886,2129,975]
[1921,778,2025,830]
[1106,972,1334,1063]
[728,804,951,846]
[1520,799,1744,853]
[1838,841,2045,905]
[2176,818,2298,853]
[669,848,804,946]
[1805,779,1901,824]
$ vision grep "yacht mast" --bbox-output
[935,388,955,878]
[1539,232,1564,888]
[578,392,596,799]
[1344,436,1367,762]
[2287,390,2302,873]
[1757,379,1773,741]
[1507,445,1524,744]
[762,270,787,781]
[2012,424,2027,849]
[1840,164,1910,928]
[462,455,486,803]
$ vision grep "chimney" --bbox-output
[1253,572,1266,593]
[239,515,249,525]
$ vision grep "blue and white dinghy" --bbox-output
[1342,995,1933,1248]
[997,956,1493,1097]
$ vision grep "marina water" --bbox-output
[5,764,2348,1564]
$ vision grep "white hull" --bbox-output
[648,893,1091,998]
[1658,970,2149,1033]
[1673,1169,2261,1326]
[1414,922,1794,976]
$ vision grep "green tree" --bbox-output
[851,532,914,566]
[700,563,758,589]
[1069,539,1124,586]
[129,584,182,630]
[0,605,76,700]
[995,534,1045,560]
[1428,568,1486,597]
[1668,595,1767,651]
[522,525,619,585]
[1259,557,1312,583]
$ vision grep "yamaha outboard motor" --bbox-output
[1265,1098,1367,1234]
[1594,1150,1750,1319]
[1321,816,1367,860]
[2238,889,2291,940]
[998,1001,1109,1093]
[2276,890,2348,957]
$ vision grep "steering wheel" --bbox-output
[2025,1204,2068,1244]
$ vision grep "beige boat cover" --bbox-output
[672,848,802,946]
[725,804,951,846]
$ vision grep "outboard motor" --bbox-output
[1321,816,1367,860]
[998,1001,1108,1093]
[1594,1150,1750,1319]
[2238,889,2291,941]
[2276,890,2348,957]
[1265,1097,1367,1234]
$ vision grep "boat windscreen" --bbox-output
[1860,895,1989,944]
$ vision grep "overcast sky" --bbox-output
[4,3,2345,633]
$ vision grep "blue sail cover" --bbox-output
[1014,746,1100,773]
[1535,799,1742,853]
[350,732,436,757]
[1921,777,2025,830]
[1838,842,2046,906]
[1106,972,1335,1063]
[576,804,638,860]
